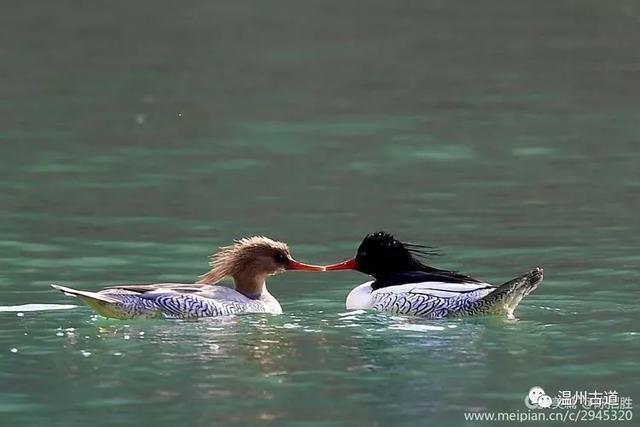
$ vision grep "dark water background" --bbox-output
[1,1,639,426]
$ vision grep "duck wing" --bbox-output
[137,285,253,303]
[111,285,258,318]
[371,271,493,293]
[368,272,495,318]
[106,283,254,306]
[54,283,265,319]
[107,283,207,294]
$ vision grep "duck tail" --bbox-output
[51,284,125,318]
[476,267,543,319]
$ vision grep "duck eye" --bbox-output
[274,252,287,263]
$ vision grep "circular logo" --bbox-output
[538,395,553,408]
[525,386,551,409]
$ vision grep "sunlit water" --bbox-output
[1,1,639,426]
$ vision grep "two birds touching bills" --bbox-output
[52,231,543,321]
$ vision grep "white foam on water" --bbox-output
[0,304,77,313]
[388,324,446,332]
[338,310,366,316]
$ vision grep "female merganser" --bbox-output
[324,232,543,319]
[51,236,324,319]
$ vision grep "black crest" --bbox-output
[355,231,481,287]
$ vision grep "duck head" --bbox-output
[197,236,324,296]
[324,231,437,278]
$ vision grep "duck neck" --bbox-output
[232,271,268,299]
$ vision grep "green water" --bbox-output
[1,1,639,426]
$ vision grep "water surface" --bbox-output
[1,1,639,426]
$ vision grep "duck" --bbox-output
[51,236,324,319]
[324,231,543,319]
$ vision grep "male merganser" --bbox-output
[51,236,324,319]
[324,232,543,319]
